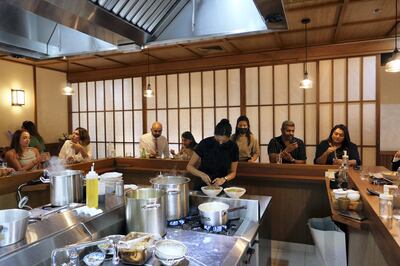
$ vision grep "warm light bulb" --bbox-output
[385,51,400,72]
[300,74,313,89]
[63,85,74,95]
[144,83,154,97]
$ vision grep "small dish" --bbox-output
[201,186,223,197]
[347,192,360,201]
[155,239,187,262]
[333,189,348,199]
[224,187,246,198]
[83,252,105,266]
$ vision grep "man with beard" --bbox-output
[268,120,306,164]
[139,121,170,158]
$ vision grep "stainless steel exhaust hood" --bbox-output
[0,0,287,59]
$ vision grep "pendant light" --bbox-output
[385,0,400,72]
[144,47,155,98]
[300,18,313,89]
[62,58,74,95]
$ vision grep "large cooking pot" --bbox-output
[125,188,167,236]
[150,175,190,221]
[40,170,84,206]
[0,209,30,246]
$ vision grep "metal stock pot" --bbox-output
[0,209,30,247]
[150,175,190,221]
[40,170,84,206]
[125,188,167,236]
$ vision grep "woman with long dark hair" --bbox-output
[314,124,361,166]
[5,129,42,171]
[171,131,197,160]
[186,119,239,190]
[59,127,92,164]
[231,115,260,162]
[22,121,46,153]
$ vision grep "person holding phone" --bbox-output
[268,120,306,164]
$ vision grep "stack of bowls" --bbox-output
[100,172,123,194]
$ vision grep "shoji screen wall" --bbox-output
[71,56,377,165]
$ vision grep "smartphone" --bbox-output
[338,210,367,221]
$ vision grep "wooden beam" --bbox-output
[176,44,203,58]
[333,0,349,42]
[70,61,97,71]
[95,54,131,67]
[221,39,242,53]
[286,1,342,12]
[68,38,394,82]
[273,32,284,48]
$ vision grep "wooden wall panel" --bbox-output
[363,147,376,166]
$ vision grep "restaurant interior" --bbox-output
[0,0,400,265]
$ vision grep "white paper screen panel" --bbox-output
[348,57,361,101]
[246,106,259,140]
[146,76,156,109]
[115,144,123,157]
[215,70,227,106]
[114,79,123,111]
[347,103,361,145]
[115,111,124,142]
[157,75,167,109]
[203,108,215,138]
[87,82,96,111]
[167,74,178,108]
[79,82,87,111]
[363,103,376,145]
[190,72,202,108]
[147,110,156,130]
[91,144,97,159]
[105,80,113,111]
[228,69,240,106]
[306,146,316,164]
[319,60,332,103]
[229,107,241,124]
[333,103,346,126]
[123,78,132,110]
[305,62,317,103]
[259,66,273,105]
[191,109,202,142]
[363,148,376,166]
[179,109,190,134]
[96,81,104,111]
[202,71,214,107]
[96,112,105,142]
[260,106,273,146]
[179,73,190,108]
[168,109,179,143]
[246,67,258,105]
[157,110,168,138]
[133,77,142,109]
[289,63,304,104]
[290,105,304,141]
[124,143,134,157]
[215,108,227,124]
[134,111,143,142]
[274,106,288,135]
[97,144,105,159]
[124,111,133,142]
[305,104,317,145]
[260,149,269,163]
[72,113,79,132]
[333,59,346,102]
[79,113,87,130]
[105,112,114,142]
[363,56,376,101]
[71,83,79,112]
[319,104,332,140]
[88,113,96,142]
[274,65,288,104]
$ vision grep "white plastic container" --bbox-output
[86,163,99,208]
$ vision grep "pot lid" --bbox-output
[150,175,190,185]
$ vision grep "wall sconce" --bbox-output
[11,89,25,106]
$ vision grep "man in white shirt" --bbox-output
[139,122,169,158]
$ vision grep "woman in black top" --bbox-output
[186,119,239,190]
[392,150,400,171]
[314,124,361,166]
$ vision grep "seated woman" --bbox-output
[170,131,197,160]
[231,115,260,162]
[392,150,400,171]
[314,124,361,166]
[22,120,46,153]
[59,127,92,164]
[186,119,239,190]
[5,129,42,171]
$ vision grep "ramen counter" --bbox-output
[0,193,270,266]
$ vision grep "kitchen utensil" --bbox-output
[0,209,30,247]
[155,239,187,266]
[150,175,190,221]
[198,201,229,226]
[332,188,348,199]
[125,188,167,236]
[201,186,223,197]
[118,232,158,265]
[224,187,246,198]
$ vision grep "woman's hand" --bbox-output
[201,173,212,186]
[72,142,83,152]
[212,177,226,186]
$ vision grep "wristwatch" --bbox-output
[224,176,228,181]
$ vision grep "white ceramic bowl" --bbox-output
[224,187,246,198]
[201,186,223,197]
[100,172,123,181]
[155,239,187,261]
[347,191,360,201]
[333,189,348,199]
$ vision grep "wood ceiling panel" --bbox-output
[285,3,340,30]
[68,57,125,69]
[227,33,280,51]
[38,63,67,71]
[338,20,393,41]
[148,46,198,60]
[284,0,339,10]
[69,63,93,72]
[104,53,147,65]
[279,28,335,48]
[342,0,393,24]
[186,41,236,56]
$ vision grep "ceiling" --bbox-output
[0,0,398,74]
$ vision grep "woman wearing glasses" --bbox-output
[314,124,361,166]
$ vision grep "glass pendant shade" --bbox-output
[62,84,74,95]
[385,50,400,73]
[144,83,154,97]
[299,73,313,89]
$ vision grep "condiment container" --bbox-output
[379,193,393,220]
[86,163,99,208]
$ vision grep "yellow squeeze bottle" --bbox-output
[86,163,98,208]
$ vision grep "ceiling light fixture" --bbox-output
[144,47,155,98]
[385,0,400,72]
[62,58,75,95]
[300,18,313,89]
